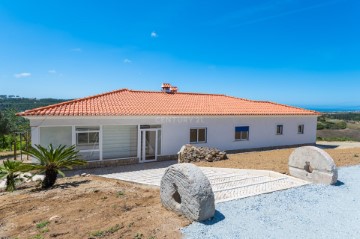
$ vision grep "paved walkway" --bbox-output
[100,166,309,203]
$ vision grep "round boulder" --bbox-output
[160,163,215,221]
[289,146,338,185]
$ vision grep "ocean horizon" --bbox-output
[297,105,360,113]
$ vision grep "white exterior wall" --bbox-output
[28,115,317,157]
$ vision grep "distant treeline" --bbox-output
[0,97,69,112]
[0,97,69,151]
[317,119,347,130]
[317,113,360,130]
[321,113,360,121]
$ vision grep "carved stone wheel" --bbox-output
[160,163,215,221]
[289,146,338,185]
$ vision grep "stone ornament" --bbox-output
[289,146,338,185]
[178,144,227,163]
[160,163,215,221]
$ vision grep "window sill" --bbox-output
[234,139,249,142]
[190,142,207,144]
[77,144,99,146]
[78,149,100,152]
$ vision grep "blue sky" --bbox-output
[0,0,359,106]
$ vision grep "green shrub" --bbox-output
[317,136,353,142]
[317,122,325,130]
[24,144,87,189]
[317,119,347,130]
[36,221,50,229]
[0,160,33,192]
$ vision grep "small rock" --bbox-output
[50,231,69,237]
[0,180,6,189]
[49,215,61,222]
[32,175,45,182]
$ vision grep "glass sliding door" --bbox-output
[140,128,160,162]
[145,130,156,160]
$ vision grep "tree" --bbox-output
[0,109,30,150]
[0,160,32,192]
[4,108,30,132]
[24,144,87,189]
[0,110,11,136]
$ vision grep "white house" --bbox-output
[18,83,319,167]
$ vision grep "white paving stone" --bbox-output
[101,166,309,203]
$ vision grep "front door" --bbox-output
[140,129,158,162]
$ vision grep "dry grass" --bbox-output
[317,128,360,141]
[195,147,360,174]
[347,122,360,130]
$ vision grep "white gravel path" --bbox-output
[182,165,360,239]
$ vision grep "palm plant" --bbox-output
[24,144,87,189]
[0,160,32,192]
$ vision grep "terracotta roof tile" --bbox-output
[17,89,319,117]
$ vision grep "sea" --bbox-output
[297,105,360,113]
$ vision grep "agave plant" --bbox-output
[24,144,87,189]
[0,160,32,192]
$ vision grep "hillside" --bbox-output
[317,113,360,141]
[0,97,69,112]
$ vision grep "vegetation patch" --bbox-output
[317,113,360,142]
[317,116,347,130]
[36,220,50,229]
[90,224,124,238]
[117,190,125,197]
[316,136,354,142]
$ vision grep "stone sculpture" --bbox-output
[160,163,215,221]
[289,146,338,185]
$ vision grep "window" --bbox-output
[40,126,72,148]
[276,125,283,135]
[190,128,207,143]
[76,127,99,146]
[76,126,100,161]
[235,126,249,140]
[298,124,304,134]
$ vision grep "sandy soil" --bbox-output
[0,176,190,239]
[1,143,360,239]
[195,146,360,174]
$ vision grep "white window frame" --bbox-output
[276,125,283,135]
[76,130,100,146]
[190,127,207,143]
[75,126,100,153]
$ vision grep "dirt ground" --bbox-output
[195,147,360,174]
[1,144,360,239]
[0,176,190,239]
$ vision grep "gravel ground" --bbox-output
[182,165,360,239]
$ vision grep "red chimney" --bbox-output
[170,86,178,93]
[161,83,178,93]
